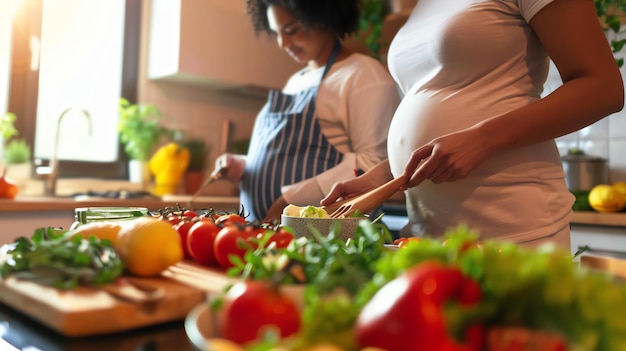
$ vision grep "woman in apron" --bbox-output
[216,0,400,222]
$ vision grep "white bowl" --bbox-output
[280,215,368,241]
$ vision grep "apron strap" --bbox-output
[320,39,342,81]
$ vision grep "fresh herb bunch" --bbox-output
[231,219,393,296]
[0,227,124,289]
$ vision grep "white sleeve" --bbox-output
[519,0,555,22]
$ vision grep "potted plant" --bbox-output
[0,112,19,162]
[1,112,32,190]
[4,139,31,165]
[118,98,169,184]
[3,138,32,190]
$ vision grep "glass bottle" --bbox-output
[70,206,150,229]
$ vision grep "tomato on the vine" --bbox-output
[173,219,194,259]
[187,218,221,266]
[160,213,182,226]
[182,210,198,219]
[218,280,301,345]
[213,224,258,269]
[259,227,294,249]
[215,213,247,227]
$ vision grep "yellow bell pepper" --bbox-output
[149,142,190,196]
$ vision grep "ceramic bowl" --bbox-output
[280,215,369,241]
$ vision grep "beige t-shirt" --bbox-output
[280,53,400,206]
[387,0,574,242]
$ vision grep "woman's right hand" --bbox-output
[215,153,246,183]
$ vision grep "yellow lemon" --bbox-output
[114,216,183,276]
[588,184,626,212]
[613,181,626,201]
[70,221,122,242]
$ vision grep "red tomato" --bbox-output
[259,227,294,249]
[355,261,483,351]
[215,213,247,226]
[173,219,194,259]
[213,224,258,269]
[187,218,221,266]
[160,213,182,226]
[218,281,301,345]
[182,209,198,219]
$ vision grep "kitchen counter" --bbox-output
[0,195,241,213]
[571,211,626,227]
[0,194,241,243]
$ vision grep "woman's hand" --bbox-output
[321,172,384,207]
[264,196,288,224]
[402,127,491,188]
[215,153,246,183]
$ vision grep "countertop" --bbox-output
[0,195,241,213]
[571,211,626,227]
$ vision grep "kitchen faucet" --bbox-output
[36,108,93,196]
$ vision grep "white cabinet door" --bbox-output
[570,224,626,256]
[147,0,302,92]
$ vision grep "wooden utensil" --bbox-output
[187,162,227,208]
[328,176,407,218]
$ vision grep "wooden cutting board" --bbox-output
[0,261,235,337]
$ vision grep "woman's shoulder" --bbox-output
[331,53,395,83]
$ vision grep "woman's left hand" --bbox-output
[402,127,491,188]
[263,196,289,224]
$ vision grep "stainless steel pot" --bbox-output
[561,152,608,191]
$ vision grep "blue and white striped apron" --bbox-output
[241,43,343,221]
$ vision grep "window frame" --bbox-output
[7,0,141,179]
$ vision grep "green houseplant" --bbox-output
[358,0,390,59]
[3,139,31,165]
[0,112,18,141]
[118,98,169,162]
[595,0,626,67]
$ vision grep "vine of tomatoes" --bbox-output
[155,204,294,270]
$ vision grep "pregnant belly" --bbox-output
[387,90,482,176]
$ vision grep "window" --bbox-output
[3,0,140,178]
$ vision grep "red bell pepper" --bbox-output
[355,260,483,351]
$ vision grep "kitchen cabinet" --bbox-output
[147,0,302,94]
[570,212,626,256]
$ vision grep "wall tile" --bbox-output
[609,112,626,138]
[609,140,626,182]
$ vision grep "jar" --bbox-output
[70,207,150,229]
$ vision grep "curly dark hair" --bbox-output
[246,0,361,39]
